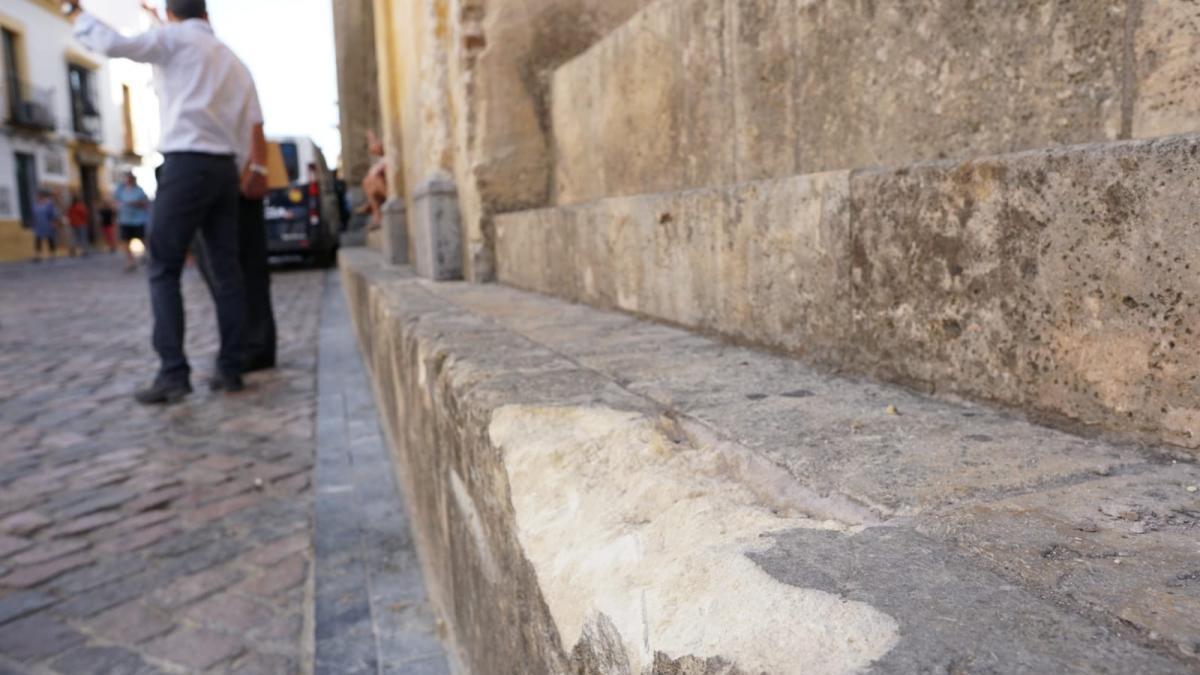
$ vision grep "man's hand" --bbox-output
[140,1,163,24]
[240,168,268,200]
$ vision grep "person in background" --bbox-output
[70,0,268,404]
[98,197,117,254]
[114,172,151,271]
[67,194,90,257]
[30,189,60,264]
[361,130,387,229]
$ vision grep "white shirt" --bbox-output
[74,13,262,164]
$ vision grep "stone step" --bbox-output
[550,0,1199,206]
[339,247,1199,674]
[497,134,1200,451]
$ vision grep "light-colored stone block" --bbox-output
[850,136,1200,449]
[410,173,462,281]
[550,0,1128,204]
[498,135,1200,450]
[1132,0,1200,138]
[380,197,408,266]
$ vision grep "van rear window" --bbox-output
[280,142,300,183]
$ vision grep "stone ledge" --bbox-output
[551,0,1200,205]
[339,247,1198,673]
[498,135,1200,451]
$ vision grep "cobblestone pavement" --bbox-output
[0,255,324,674]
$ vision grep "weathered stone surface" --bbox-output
[436,283,1145,518]
[552,0,1129,204]
[752,526,1191,674]
[410,174,463,281]
[380,198,409,266]
[498,135,1200,450]
[500,172,853,366]
[364,0,653,281]
[340,248,1197,673]
[331,0,382,189]
[1132,0,1200,137]
[916,463,1200,660]
[849,137,1200,449]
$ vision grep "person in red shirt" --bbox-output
[67,194,91,257]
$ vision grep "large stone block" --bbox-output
[551,0,1132,205]
[410,174,463,281]
[849,136,1200,448]
[380,197,408,266]
[498,135,1200,450]
[1132,0,1200,137]
[500,171,853,365]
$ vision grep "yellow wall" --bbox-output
[0,220,34,262]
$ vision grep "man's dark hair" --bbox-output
[167,0,207,19]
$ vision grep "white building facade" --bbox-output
[0,0,158,261]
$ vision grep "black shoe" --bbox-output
[135,380,192,405]
[243,355,276,373]
[208,373,245,393]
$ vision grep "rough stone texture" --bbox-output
[380,198,409,266]
[340,247,1199,674]
[752,527,1191,674]
[497,135,1200,451]
[364,0,653,281]
[331,0,382,189]
[410,174,463,281]
[916,463,1200,660]
[1132,0,1200,137]
[548,0,1200,207]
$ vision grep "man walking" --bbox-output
[69,0,268,404]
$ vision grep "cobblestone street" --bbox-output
[0,256,324,674]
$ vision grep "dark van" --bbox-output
[263,137,343,266]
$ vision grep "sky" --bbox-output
[205,0,342,167]
[86,0,344,169]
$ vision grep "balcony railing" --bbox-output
[71,92,102,142]
[4,79,57,132]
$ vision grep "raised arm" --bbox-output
[71,9,171,64]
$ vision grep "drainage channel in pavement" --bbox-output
[314,269,450,675]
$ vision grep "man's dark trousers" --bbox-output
[148,153,245,385]
[194,195,276,369]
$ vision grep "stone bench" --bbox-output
[498,135,1200,450]
[340,247,1198,674]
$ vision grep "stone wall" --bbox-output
[497,135,1200,450]
[330,0,381,190]
[367,0,653,281]
[551,0,1200,205]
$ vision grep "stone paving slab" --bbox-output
[0,257,321,673]
[314,271,449,675]
[917,462,1200,659]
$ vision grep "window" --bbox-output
[2,29,54,131]
[3,28,21,121]
[68,62,100,140]
[280,142,300,183]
